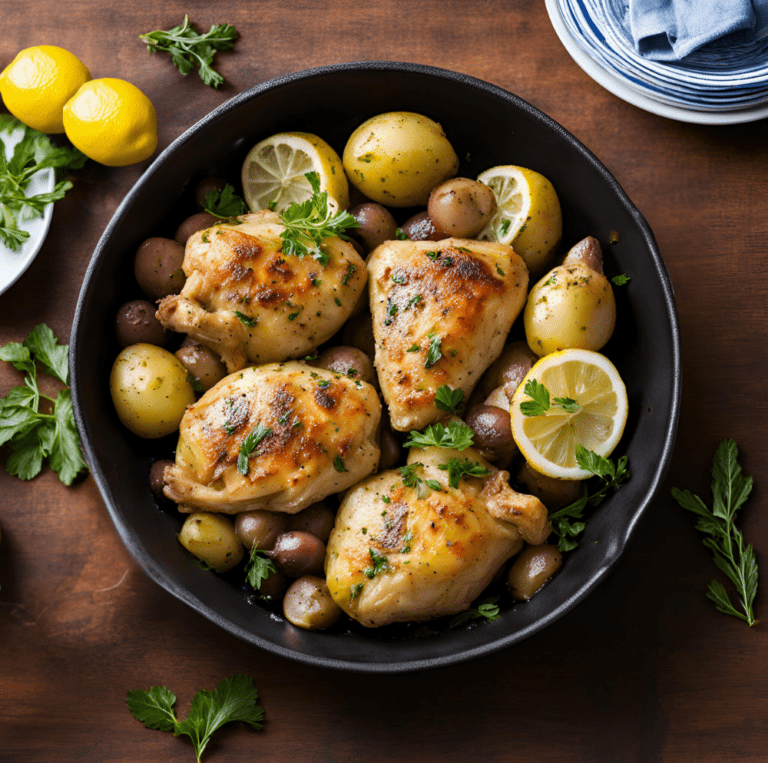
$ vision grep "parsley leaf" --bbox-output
[434,385,465,414]
[127,674,264,762]
[425,333,442,368]
[0,325,86,485]
[611,273,631,286]
[237,423,272,475]
[245,547,276,593]
[140,14,238,89]
[438,457,491,489]
[233,310,256,327]
[672,439,757,626]
[450,596,502,628]
[202,183,247,218]
[278,172,359,265]
[520,378,579,416]
[333,454,347,473]
[398,462,424,488]
[364,548,391,578]
[0,116,87,251]
[548,447,630,551]
[404,421,475,451]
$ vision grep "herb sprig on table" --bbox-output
[278,172,359,265]
[127,674,264,762]
[0,324,87,485]
[0,116,87,252]
[672,439,758,626]
[140,15,238,89]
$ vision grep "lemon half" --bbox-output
[477,165,562,276]
[241,132,349,214]
[510,349,628,480]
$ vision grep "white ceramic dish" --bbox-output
[546,0,768,125]
[0,127,55,297]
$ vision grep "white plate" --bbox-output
[0,127,55,296]
[546,0,768,125]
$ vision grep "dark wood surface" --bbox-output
[2,1,767,761]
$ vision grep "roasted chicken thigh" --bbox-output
[157,211,367,371]
[164,362,381,514]
[325,443,550,627]
[367,238,528,431]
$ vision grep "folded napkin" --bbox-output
[630,0,768,60]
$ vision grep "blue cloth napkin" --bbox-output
[630,0,768,60]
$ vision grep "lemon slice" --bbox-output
[241,132,349,214]
[477,165,562,276]
[510,349,628,480]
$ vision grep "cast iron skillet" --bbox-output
[70,62,681,673]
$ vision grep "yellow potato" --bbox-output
[178,512,244,572]
[524,264,616,356]
[109,343,195,438]
[343,111,459,207]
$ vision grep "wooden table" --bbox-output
[2,2,767,760]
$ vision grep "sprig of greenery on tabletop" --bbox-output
[140,15,239,89]
[548,447,630,552]
[672,439,758,626]
[278,172,359,265]
[127,674,264,762]
[0,116,87,251]
[0,324,87,485]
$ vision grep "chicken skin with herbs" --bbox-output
[157,210,367,372]
[367,238,528,431]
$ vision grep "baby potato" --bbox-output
[179,512,244,572]
[343,111,459,207]
[524,264,616,357]
[110,343,196,438]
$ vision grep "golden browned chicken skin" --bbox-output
[157,211,367,372]
[326,443,550,627]
[367,238,528,431]
[164,362,381,514]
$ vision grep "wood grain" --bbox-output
[2,1,768,761]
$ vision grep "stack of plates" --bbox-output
[546,0,768,124]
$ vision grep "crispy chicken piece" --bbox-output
[164,362,381,514]
[325,443,550,627]
[157,211,367,372]
[367,238,528,431]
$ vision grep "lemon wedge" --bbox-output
[510,349,628,480]
[241,131,349,214]
[477,165,562,277]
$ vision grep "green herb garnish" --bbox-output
[395,228,408,240]
[342,262,357,285]
[398,462,424,488]
[425,333,442,368]
[438,457,491,489]
[0,324,86,485]
[364,548,391,578]
[548,447,630,551]
[233,310,256,327]
[202,183,247,218]
[139,14,238,89]
[350,582,364,599]
[500,219,511,237]
[434,385,464,414]
[245,547,276,592]
[404,421,475,451]
[672,439,757,626]
[406,344,421,353]
[611,273,630,286]
[278,172,359,265]
[519,378,579,416]
[0,116,87,251]
[237,423,272,475]
[449,596,501,628]
[333,454,347,472]
[126,674,263,762]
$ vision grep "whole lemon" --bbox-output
[0,45,91,133]
[63,78,158,167]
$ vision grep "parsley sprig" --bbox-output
[126,674,264,762]
[237,423,272,475]
[140,15,238,89]
[548,447,630,551]
[0,324,86,485]
[434,385,464,414]
[202,183,247,218]
[438,457,491,489]
[404,421,475,451]
[245,547,276,594]
[672,439,758,626]
[449,596,501,628]
[0,116,87,251]
[520,378,579,417]
[279,172,359,265]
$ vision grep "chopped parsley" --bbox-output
[438,458,492,489]
[392,273,406,284]
[364,548,391,578]
[520,379,579,416]
[233,311,256,327]
[406,344,421,353]
[611,273,631,286]
[384,299,398,326]
[404,421,475,451]
[425,333,442,368]
[342,262,357,285]
[449,596,502,627]
[434,385,464,413]
[395,228,408,240]
[333,454,347,472]
[237,424,272,475]
[500,219,511,237]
